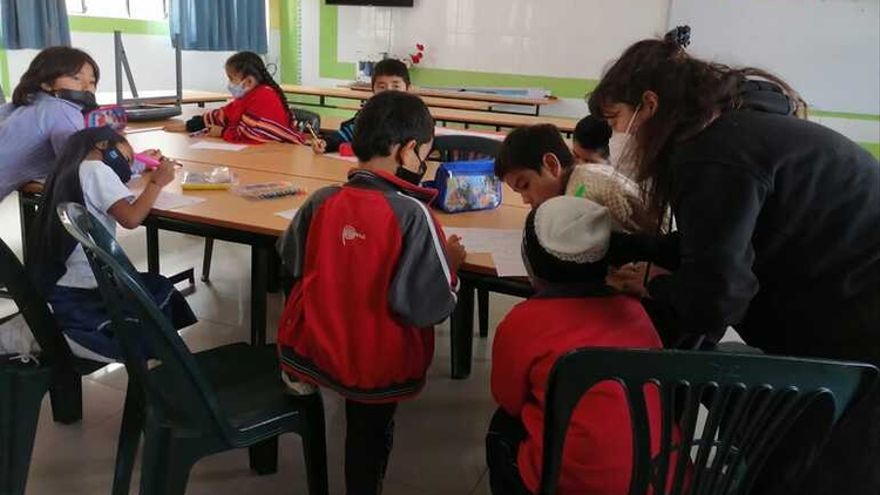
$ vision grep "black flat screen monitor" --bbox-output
[326,0,414,6]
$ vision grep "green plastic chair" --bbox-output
[0,236,108,426]
[539,348,879,495]
[0,360,51,495]
[57,202,328,495]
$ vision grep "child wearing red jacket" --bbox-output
[166,51,306,144]
[487,196,669,495]
[276,91,466,495]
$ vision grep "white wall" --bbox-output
[336,0,670,80]
[669,0,880,115]
[300,0,880,121]
[6,28,282,97]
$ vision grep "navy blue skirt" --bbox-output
[48,272,197,362]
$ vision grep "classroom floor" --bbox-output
[1,192,518,495]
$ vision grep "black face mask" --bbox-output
[102,146,133,184]
[395,146,428,185]
[54,89,98,111]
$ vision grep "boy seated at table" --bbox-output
[572,115,612,164]
[276,90,466,495]
[494,123,657,233]
[487,196,674,495]
[311,58,412,154]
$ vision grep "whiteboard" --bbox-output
[336,0,670,80]
[669,0,880,114]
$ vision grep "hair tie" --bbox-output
[664,25,691,48]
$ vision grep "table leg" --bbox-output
[18,196,38,265]
[250,245,269,346]
[146,226,160,275]
[450,279,475,380]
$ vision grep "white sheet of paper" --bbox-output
[491,251,529,278]
[444,227,528,277]
[152,190,206,211]
[443,227,521,253]
[190,141,249,152]
[275,208,299,220]
[434,126,505,141]
[325,152,359,163]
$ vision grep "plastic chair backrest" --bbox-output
[56,202,235,439]
[290,106,321,134]
[539,348,879,495]
[0,237,69,366]
[432,135,501,162]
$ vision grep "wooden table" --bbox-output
[124,130,528,209]
[142,162,527,352]
[21,130,530,377]
[281,85,492,112]
[97,90,229,108]
[348,83,559,115]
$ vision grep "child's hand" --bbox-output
[163,121,187,132]
[141,148,164,161]
[446,235,467,273]
[207,125,223,138]
[149,159,176,188]
[311,138,327,154]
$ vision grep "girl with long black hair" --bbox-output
[28,126,196,363]
[165,51,307,144]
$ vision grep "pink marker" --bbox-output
[133,152,161,170]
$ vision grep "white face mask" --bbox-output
[608,105,641,179]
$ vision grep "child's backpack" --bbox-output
[423,159,502,213]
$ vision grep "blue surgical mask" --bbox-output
[227,81,248,99]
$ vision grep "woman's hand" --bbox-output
[163,121,187,132]
[207,125,224,138]
[606,262,670,298]
[140,148,164,161]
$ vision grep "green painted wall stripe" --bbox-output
[280,0,300,84]
[319,4,354,79]
[0,42,9,97]
[69,15,169,35]
[812,110,880,122]
[859,142,880,159]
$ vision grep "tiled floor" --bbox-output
[1,192,519,494]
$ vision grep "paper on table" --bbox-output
[325,152,359,163]
[491,251,529,278]
[190,141,249,152]
[152,190,207,211]
[434,126,504,141]
[444,227,528,277]
[443,227,521,253]
[275,208,299,220]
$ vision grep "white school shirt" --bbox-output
[56,160,134,289]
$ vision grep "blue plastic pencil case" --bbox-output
[423,159,502,213]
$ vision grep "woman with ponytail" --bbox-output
[165,51,307,145]
[599,27,880,494]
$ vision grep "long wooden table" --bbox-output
[20,127,530,377]
[281,85,492,112]
[347,83,560,115]
[97,90,229,108]
[124,130,528,209]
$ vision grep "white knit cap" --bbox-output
[532,196,612,264]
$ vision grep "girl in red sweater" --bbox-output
[487,196,671,495]
[166,51,306,144]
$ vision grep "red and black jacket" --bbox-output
[276,169,459,402]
